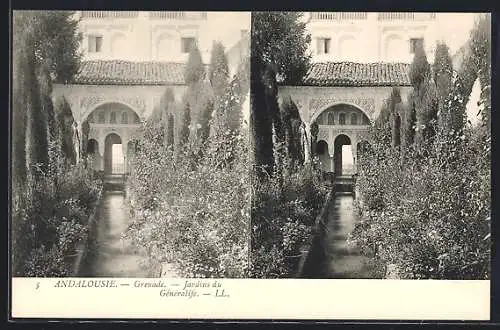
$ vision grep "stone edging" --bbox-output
[72,188,103,276]
[296,187,335,278]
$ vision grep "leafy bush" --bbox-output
[12,161,102,276]
[250,165,328,278]
[126,127,250,278]
[350,125,490,279]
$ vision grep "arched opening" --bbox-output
[327,112,335,125]
[339,113,346,125]
[104,133,124,174]
[315,103,371,127]
[88,103,141,126]
[121,112,129,124]
[86,139,102,172]
[334,134,353,177]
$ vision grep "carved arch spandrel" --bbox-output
[80,95,148,122]
[309,98,376,123]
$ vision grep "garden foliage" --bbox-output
[125,42,251,278]
[12,11,102,277]
[349,15,491,279]
[249,12,328,278]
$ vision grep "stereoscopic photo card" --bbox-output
[10,10,491,321]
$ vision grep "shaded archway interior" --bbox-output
[87,102,141,125]
[312,104,371,179]
[315,104,371,126]
[84,102,142,174]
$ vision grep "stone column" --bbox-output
[98,134,105,172]
[302,123,311,164]
[122,137,129,173]
[351,135,358,172]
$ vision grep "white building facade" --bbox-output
[279,12,481,177]
[75,11,249,74]
[54,11,250,174]
[304,12,475,64]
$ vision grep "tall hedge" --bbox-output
[179,102,191,149]
[433,42,454,133]
[12,13,30,188]
[409,41,438,146]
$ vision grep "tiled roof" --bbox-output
[302,62,412,87]
[72,60,187,85]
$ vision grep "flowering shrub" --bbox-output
[126,126,250,278]
[12,161,102,276]
[349,125,490,279]
[249,165,328,278]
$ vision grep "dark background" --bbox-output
[6,0,500,328]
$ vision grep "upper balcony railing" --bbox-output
[80,11,140,19]
[377,12,436,21]
[148,11,208,20]
[311,12,368,20]
[80,11,208,20]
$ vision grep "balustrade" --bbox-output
[377,12,436,21]
[80,11,207,20]
[148,11,207,19]
[311,12,368,20]
[81,11,139,19]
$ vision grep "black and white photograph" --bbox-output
[9,9,492,321]
[11,10,251,279]
[249,12,491,280]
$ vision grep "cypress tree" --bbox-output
[310,121,319,157]
[389,87,402,148]
[55,97,77,164]
[208,41,229,101]
[12,12,30,187]
[179,102,191,149]
[25,36,47,175]
[469,14,491,131]
[37,63,60,169]
[198,99,213,145]
[409,41,438,145]
[162,88,175,146]
[250,50,274,180]
[405,91,417,146]
[184,43,205,86]
[433,42,454,133]
[279,95,305,171]
[263,64,285,181]
[81,119,90,165]
[166,113,175,149]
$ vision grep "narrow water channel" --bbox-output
[80,190,151,277]
[302,193,382,278]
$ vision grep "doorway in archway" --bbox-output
[334,134,354,177]
[104,133,125,174]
